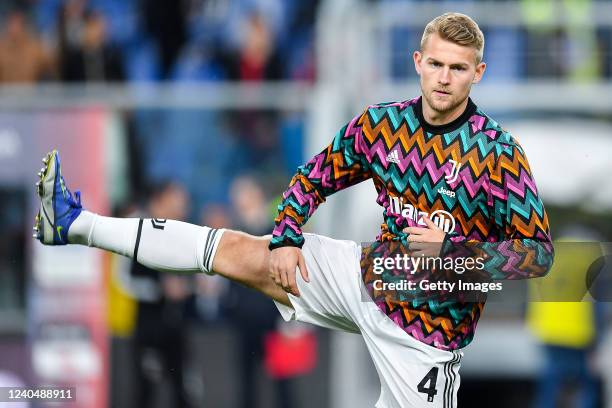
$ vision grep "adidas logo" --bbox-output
[386,150,400,164]
[438,186,456,198]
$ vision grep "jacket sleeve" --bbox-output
[269,109,372,250]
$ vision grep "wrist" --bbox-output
[268,236,304,251]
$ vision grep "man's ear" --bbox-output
[413,51,422,76]
[472,61,486,84]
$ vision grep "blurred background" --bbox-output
[0,0,611,407]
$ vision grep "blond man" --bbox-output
[35,13,552,408]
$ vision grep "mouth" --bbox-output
[434,90,451,96]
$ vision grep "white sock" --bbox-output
[68,210,224,275]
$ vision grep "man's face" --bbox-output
[413,33,486,114]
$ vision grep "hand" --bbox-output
[269,246,309,296]
[403,216,446,257]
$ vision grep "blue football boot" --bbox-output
[33,150,83,245]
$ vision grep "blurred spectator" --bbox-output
[200,203,232,231]
[279,0,319,81]
[56,0,87,54]
[219,12,283,81]
[0,8,55,83]
[60,10,124,82]
[527,226,604,408]
[177,0,320,82]
[140,0,187,79]
[225,175,295,408]
[229,175,274,234]
[222,109,282,174]
[130,182,192,408]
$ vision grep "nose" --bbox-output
[438,67,451,85]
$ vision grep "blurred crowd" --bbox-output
[0,0,320,84]
[382,0,612,81]
[2,0,612,85]
[108,177,317,408]
[0,1,314,224]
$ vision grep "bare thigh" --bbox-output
[211,230,291,306]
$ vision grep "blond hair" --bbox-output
[421,13,484,64]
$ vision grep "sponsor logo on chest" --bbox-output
[388,196,456,233]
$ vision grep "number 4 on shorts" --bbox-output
[417,367,439,402]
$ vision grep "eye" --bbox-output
[430,61,442,67]
[452,66,466,71]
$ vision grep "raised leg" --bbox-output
[34,150,290,307]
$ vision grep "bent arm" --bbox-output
[270,110,372,249]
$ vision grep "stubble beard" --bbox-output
[423,89,464,115]
[421,80,472,116]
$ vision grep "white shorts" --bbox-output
[275,233,462,408]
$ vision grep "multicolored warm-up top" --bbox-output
[270,96,553,351]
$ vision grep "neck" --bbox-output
[421,97,469,126]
